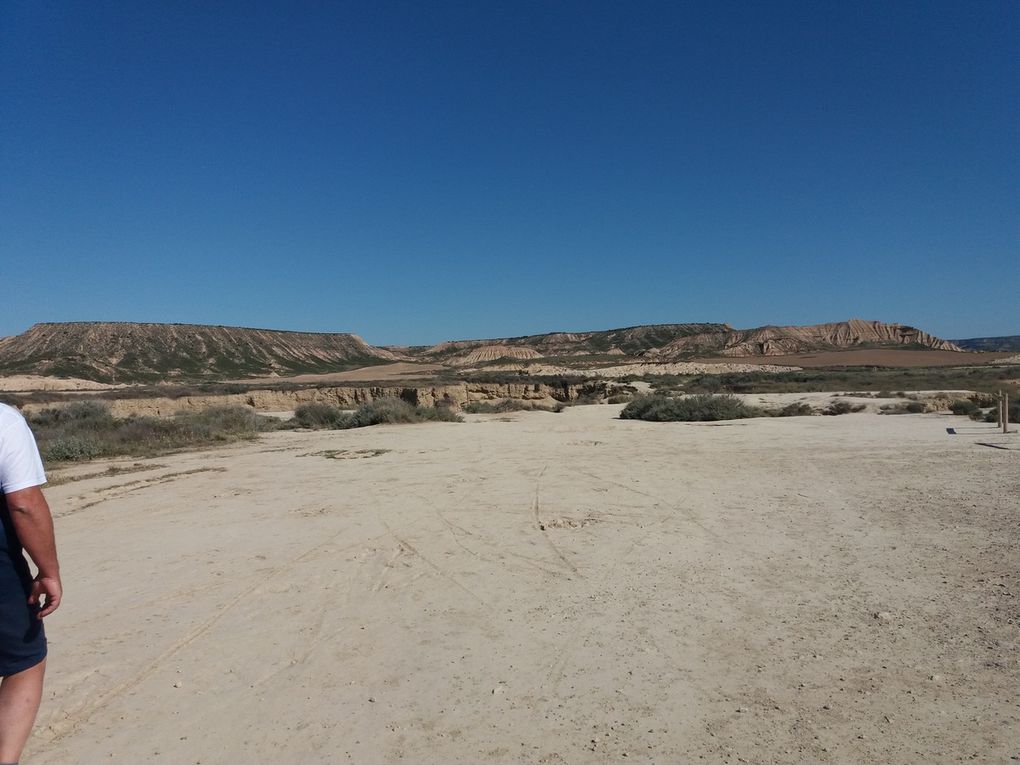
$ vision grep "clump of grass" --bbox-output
[28,402,279,463]
[620,394,761,422]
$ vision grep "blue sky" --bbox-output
[1,1,1016,345]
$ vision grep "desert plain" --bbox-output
[21,402,1020,764]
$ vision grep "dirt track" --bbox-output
[27,406,1019,764]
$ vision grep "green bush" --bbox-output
[175,406,278,437]
[349,398,462,426]
[30,400,113,427]
[949,399,979,416]
[346,398,421,427]
[620,394,759,422]
[40,435,103,462]
[414,404,463,422]
[294,403,351,429]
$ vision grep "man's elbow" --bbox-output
[4,486,51,517]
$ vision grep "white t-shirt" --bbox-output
[0,404,46,495]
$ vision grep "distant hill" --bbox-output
[0,322,399,383]
[646,319,963,360]
[0,319,969,383]
[953,335,1020,352]
[416,323,731,365]
[415,319,963,365]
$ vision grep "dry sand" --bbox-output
[27,406,1019,764]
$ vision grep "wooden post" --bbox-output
[997,391,1003,428]
[1005,393,1010,435]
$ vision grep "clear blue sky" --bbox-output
[2,1,1017,345]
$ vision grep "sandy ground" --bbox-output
[26,406,1019,764]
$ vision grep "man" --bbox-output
[0,403,61,765]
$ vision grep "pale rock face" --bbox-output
[20,381,610,418]
[449,345,542,366]
[646,319,962,359]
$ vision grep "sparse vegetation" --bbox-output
[879,401,928,415]
[967,392,999,408]
[27,395,464,463]
[775,402,814,417]
[822,400,868,416]
[651,366,1020,399]
[620,394,761,422]
[981,401,1020,424]
[292,398,462,429]
[28,402,281,463]
[462,399,556,414]
[293,402,351,428]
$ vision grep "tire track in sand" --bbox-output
[37,521,419,747]
[531,465,582,578]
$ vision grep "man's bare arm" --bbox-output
[5,485,62,617]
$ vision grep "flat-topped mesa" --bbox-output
[0,322,402,383]
[644,319,963,360]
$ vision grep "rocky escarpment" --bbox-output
[644,319,963,359]
[0,322,401,383]
[20,381,613,418]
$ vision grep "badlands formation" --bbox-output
[0,318,984,386]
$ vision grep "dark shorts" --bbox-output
[0,555,46,676]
